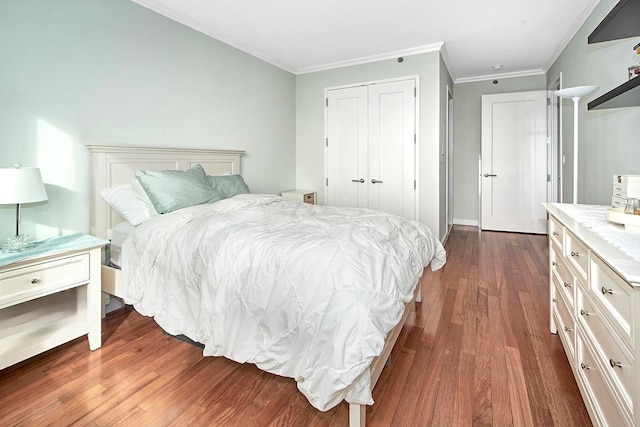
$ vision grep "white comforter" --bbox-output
[122,194,446,411]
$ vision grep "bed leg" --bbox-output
[349,403,366,427]
[415,280,422,303]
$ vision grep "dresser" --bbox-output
[544,203,640,426]
[0,233,108,370]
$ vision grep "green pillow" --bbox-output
[135,164,222,214]
[207,174,250,199]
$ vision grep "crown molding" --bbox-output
[455,68,545,84]
[295,42,445,75]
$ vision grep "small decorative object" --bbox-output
[0,165,48,252]
[628,65,640,80]
[625,198,637,214]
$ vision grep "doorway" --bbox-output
[481,90,548,234]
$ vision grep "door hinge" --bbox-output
[326,178,328,186]
[414,180,416,190]
[325,138,328,147]
[547,97,551,106]
[547,174,551,182]
[326,98,328,107]
[414,87,417,97]
[414,134,417,144]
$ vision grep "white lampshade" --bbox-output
[0,167,48,204]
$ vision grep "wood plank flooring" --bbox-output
[0,226,592,426]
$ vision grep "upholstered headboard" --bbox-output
[87,145,244,240]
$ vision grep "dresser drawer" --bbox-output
[611,195,626,208]
[565,230,588,281]
[553,276,575,358]
[576,289,633,410]
[548,215,563,250]
[589,255,632,343]
[551,246,574,309]
[0,254,90,307]
[577,334,633,427]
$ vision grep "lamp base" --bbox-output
[3,234,34,253]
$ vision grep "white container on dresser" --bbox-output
[612,174,640,208]
[0,233,108,370]
[544,203,640,427]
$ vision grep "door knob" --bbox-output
[371,179,383,184]
[351,179,364,183]
[483,173,497,177]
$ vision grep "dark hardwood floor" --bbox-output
[0,226,591,426]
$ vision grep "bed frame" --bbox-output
[87,144,421,427]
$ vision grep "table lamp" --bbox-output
[0,165,48,251]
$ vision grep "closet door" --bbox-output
[368,80,416,219]
[326,79,416,220]
[326,86,368,209]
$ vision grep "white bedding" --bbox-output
[121,194,446,411]
[109,221,137,267]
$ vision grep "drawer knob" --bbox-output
[601,287,613,295]
[579,309,591,316]
[351,179,365,183]
[570,251,580,257]
[564,326,573,332]
[30,278,39,284]
[609,359,622,368]
[563,282,572,288]
[580,362,591,370]
[552,261,558,267]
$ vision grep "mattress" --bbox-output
[109,221,137,268]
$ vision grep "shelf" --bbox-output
[588,0,640,44]
[588,77,640,110]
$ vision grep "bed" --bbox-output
[88,145,446,426]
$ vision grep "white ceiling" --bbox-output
[131,0,600,82]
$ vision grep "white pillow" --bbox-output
[100,184,157,226]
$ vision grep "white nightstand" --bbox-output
[281,190,317,204]
[0,233,108,370]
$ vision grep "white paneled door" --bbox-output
[326,79,416,220]
[481,90,547,234]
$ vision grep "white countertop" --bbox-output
[544,203,640,286]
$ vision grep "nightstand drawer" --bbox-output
[0,254,90,308]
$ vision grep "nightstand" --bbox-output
[281,190,317,204]
[0,233,108,370]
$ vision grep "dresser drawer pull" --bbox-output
[564,326,573,332]
[609,359,622,368]
[580,363,591,370]
[570,251,580,257]
[552,261,557,267]
[601,287,613,295]
[552,298,559,303]
[30,278,39,284]
[579,309,590,316]
[552,231,559,236]
[563,282,572,288]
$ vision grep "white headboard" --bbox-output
[87,145,244,240]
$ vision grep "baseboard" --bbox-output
[453,218,479,227]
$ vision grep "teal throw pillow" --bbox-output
[207,174,250,199]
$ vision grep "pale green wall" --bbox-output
[452,75,547,224]
[295,52,449,239]
[0,0,296,242]
[548,0,640,204]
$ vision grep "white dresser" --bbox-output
[544,203,640,427]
